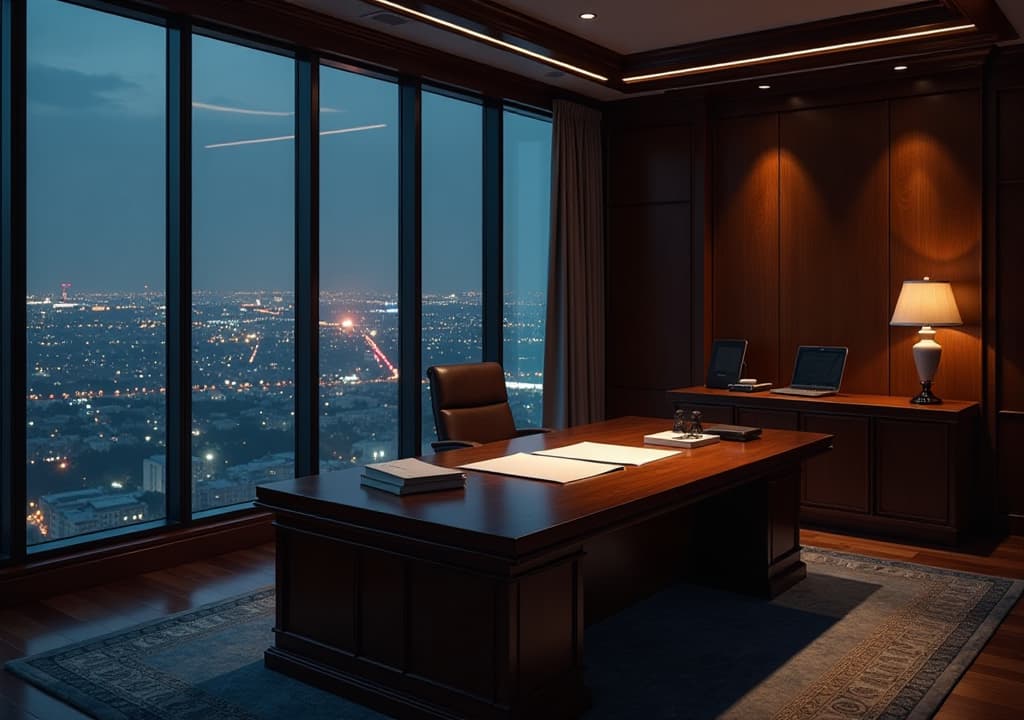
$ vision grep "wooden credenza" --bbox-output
[667,387,980,545]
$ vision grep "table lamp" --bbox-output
[889,277,962,405]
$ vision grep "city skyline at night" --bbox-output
[23,0,552,549]
[26,287,547,544]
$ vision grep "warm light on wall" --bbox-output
[622,24,974,84]
[366,0,609,82]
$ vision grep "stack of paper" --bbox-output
[532,441,680,465]
[459,453,624,484]
[643,431,720,449]
[361,458,465,495]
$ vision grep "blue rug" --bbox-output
[6,548,1022,719]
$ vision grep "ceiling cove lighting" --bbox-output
[366,0,609,82]
[622,23,974,84]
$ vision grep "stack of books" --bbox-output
[361,458,466,495]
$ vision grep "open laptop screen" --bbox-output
[706,339,747,388]
[792,346,848,390]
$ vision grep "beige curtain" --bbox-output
[542,100,605,429]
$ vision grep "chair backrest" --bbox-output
[427,362,517,444]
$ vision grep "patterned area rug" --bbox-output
[6,548,1022,720]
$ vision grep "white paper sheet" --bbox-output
[458,452,624,484]
[531,441,679,466]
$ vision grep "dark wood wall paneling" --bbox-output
[890,92,982,402]
[995,49,1024,533]
[778,103,890,393]
[712,114,780,385]
[605,105,696,418]
[607,62,1016,531]
[710,88,982,400]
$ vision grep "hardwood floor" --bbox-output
[0,532,1020,719]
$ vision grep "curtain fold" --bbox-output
[542,100,605,429]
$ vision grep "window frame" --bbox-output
[0,0,552,566]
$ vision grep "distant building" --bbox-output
[142,454,202,494]
[193,452,295,512]
[352,438,397,463]
[40,488,148,540]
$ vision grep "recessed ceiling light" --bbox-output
[365,0,609,82]
[894,65,909,71]
[622,23,973,84]
[758,83,771,90]
[580,12,597,20]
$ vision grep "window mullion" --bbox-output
[1,0,27,561]
[482,100,502,365]
[294,53,318,478]
[166,22,191,524]
[398,78,421,459]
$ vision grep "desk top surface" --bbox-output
[257,416,830,558]
[668,386,979,417]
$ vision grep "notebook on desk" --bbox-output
[770,346,848,397]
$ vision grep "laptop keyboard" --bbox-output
[770,387,835,397]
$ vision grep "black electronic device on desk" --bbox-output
[771,345,848,397]
[704,424,762,441]
[706,339,748,389]
[728,378,772,392]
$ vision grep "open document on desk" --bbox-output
[532,441,679,466]
[458,452,625,484]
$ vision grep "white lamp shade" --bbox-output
[890,279,963,327]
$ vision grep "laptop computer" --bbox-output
[706,339,748,388]
[770,346,848,397]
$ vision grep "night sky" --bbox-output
[26,0,550,297]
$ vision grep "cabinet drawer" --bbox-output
[801,414,869,513]
[876,419,950,524]
[737,408,798,431]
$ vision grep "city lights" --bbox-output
[25,287,545,546]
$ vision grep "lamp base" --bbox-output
[910,380,943,405]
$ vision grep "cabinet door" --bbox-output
[876,419,950,524]
[801,414,869,512]
[737,408,798,430]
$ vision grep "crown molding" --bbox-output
[105,0,1020,101]
[136,0,575,106]
[940,0,1017,39]
[620,1,957,77]
[347,0,1016,94]
[382,0,621,79]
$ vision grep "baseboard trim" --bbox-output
[0,511,273,606]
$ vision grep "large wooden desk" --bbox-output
[256,416,832,720]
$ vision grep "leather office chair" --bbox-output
[426,361,549,451]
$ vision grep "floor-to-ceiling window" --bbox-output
[318,65,399,467]
[420,90,483,450]
[502,109,551,429]
[25,0,166,545]
[190,36,295,513]
[4,0,551,560]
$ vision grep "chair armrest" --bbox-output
[515,428,552,437]
[430,439,482,452]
